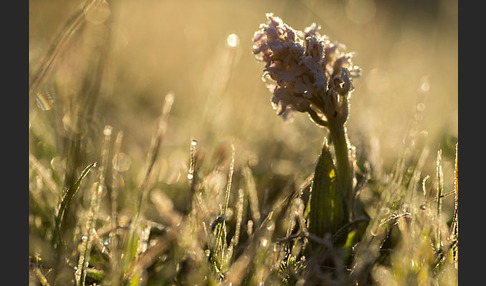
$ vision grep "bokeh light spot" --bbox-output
[366,68,390,93]
[345,0,376,25]
[35,92,54,111]
[84,0,111,25]
[112,152,132,172]
[226,33,240,48]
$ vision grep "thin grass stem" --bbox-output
[135,92,174,219]
[75,125,112,286]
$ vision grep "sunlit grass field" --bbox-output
[29,0,458,285]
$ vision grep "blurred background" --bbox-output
[29,0,458,210]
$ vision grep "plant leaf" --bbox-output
[308,141,347,244]
[54,162,96,248]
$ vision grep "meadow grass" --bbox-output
[29,1,458,285]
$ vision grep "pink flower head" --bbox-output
[253,14,360,125]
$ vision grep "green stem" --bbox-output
[328,121,354,220]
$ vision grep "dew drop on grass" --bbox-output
[370,229,378,237]
[266,222,275,231]
[411,259,419,271]
[248,154,259,166]
[225,208,234,219]
[50,156,65,172]
[103,125,112,136]
[260,238,268,247]
[102,238,111,245]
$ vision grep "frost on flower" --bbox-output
[253,13,361,125]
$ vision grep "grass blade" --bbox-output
[29,153,60,195]
[122,92,174,282]
[75,125,112,286]
[54,162,96,248]
[29,0,96,100]
[33,267,51,286]
[450,143,458,268]
[135,92,174,219]
[223,143,236,214]
[242,165,261,223]
[210,143,236,275]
